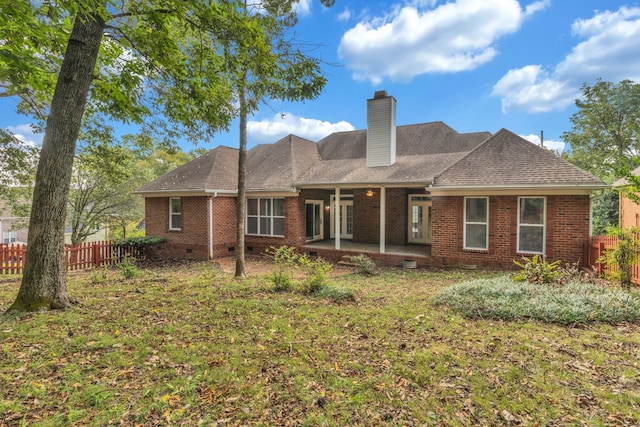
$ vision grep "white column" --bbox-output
[334,187,341,250]
[379,187,386,254]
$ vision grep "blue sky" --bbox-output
[2,0,640,153]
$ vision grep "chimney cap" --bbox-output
[373,90,388,99]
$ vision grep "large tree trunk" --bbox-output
[7,10,105,312]
[235,78,247,278]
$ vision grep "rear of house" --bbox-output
[135,91,606,269]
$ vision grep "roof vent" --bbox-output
[367,91,396,167]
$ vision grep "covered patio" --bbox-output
[301,239,431,268]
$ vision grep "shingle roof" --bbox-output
[613,166,640,187]
[434,129,604,187]
[245,135,319,191]
[135,146,239,193]
[135,123,605,195]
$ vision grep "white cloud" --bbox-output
[338,0,546,84]
[337,8,351,22]
[520,133,565,153]
[248,113,354,144]
[293,0,312,17]
[493,6,640,113]
[4,124,42,147]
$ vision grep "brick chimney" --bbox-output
[366,90,397,167]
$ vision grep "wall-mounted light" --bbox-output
[366,189,374,197]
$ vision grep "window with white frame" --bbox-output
[2,231,17,244]
[247,198,285,236]
[517,197,546,254]
[169,197,182,230]
[464,197,488,250]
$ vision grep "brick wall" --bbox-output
[145,196,238,260]
[620,193,640,228]
[431,194,591,269]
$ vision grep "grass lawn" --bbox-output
[0,259,639,426]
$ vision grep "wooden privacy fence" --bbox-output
[0,241,143,275]
[585,234,640,285]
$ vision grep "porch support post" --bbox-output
[379,186,386,254]
[334,187,341,250]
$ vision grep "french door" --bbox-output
[330,197,353,239]
[408,195,432,244]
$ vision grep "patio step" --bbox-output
[336,255,357,268]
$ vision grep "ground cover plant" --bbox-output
[1,258,639,426]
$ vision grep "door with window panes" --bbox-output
[408,195,432,244]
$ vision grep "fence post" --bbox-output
[597,242,605,276]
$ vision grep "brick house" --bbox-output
[135,91,607,268]
[614,166,640,228]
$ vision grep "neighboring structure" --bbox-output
[135,91,607,268]
[613,166,640,228]
[0,202,28,244]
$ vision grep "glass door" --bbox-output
[408,195,432,244]
[305,201,324,241]
[330,197,354,239]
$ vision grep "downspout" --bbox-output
[209,193,216,259]
[380,187,386,254]
[335,187,341,250]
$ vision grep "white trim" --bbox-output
[305,200,324,242]
[407,194,432,244]
[169,197,182,231]
[245,197,285,237]
[334,187,341,250]
[463,196,489,250]
[208,196,213,259]
[517,196,546,255]
[430,184,607,197]
[380,187,386,254]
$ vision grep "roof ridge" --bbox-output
[433,130,495,184]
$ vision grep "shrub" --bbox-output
[351,254,377,275]
[265,246,300,292]
[113,236,168,257]
[512,255,561,285]
[598,227,640,290]
[117,255,140,279]
[298,255,333,294]
[433,276,640,324]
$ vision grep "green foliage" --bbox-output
[433,276,640,324]
[512,255,561,285]
[591,190,619,235]
[113,236,168,249]
[117,255,140,280]
[598,227,640,290]
[562,79,640,182]
[265,245,333,294]
[298,255,333,294]
[351,254,377,275]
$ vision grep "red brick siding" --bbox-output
[431,195,591,269]
[620,193,640,228]
[145,196,238,260]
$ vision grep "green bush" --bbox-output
[351,254,377,275]
[433,276,640,324]
[265,246,336,295]
[512,255,561,285]
[298,255,333,294]
[598,227,640,290]
[113,236,168,254]
[117,255,140,279]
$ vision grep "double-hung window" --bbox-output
[169,197,182,230]
[517,197,546,254]
[464,197,488,250]
[2,231,17,244]
[247,198,285,236]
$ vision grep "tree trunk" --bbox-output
[7,10,105,312]
[234,75,248,278]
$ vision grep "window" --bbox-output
[247,198,285,236]
[464,197,488,250]
[2,231,17,244]
[518,197,546,254]
[169,198,182,230]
